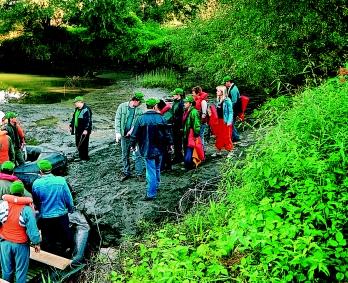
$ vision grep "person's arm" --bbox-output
[231,86,240,105]
[192,110,201,137]
[226,99,233,126]
[81,106,92,134]
[130,118,140,149]
[21,206,41,245]
[62,180,75,214]
[201,100,208,116]
[8,136,15,163]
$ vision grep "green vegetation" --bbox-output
[108,77,348,282]
[35,116,59,127]
[136,68,179,89]
[1,0,347,96]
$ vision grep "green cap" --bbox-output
[145,98,160,107]
[1,161,15,171]
[134,91,145,103]
[171,88,184,96]
[5,112,17,119]
[10,181,25,195]
[183,95,194,103]
[74,96,84,102]
[222,75,232,84]
[37,159,53,172]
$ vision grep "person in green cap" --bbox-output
[0,180,41,283]
[130,98,173,200]
[69,96,93,161]
[223,75,241,142]
[182,95,201,170]
[115,91,145,182]
[0,161,31,198]
[32,159,74,256]
[169,88,185,164]
[2,111,25,166]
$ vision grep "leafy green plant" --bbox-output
[108,76,348,282]
[136,68,179,89]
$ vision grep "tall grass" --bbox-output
[136,68,179,89]
[109,77,348,282]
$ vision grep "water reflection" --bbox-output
[0,73,112,104]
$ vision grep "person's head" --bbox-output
[222,75,232,87]
[155,99,167,112]
[216,85,227,100]
[145,98,160,110]
[171,88,184,100]
[5,111,17,124]
[10,181,25,197]
[183,95,195,110]
[37,159,53,174]
[74,96,85,109]
[131,92,145,107]
[191,86,202,96]
[1,161,15,175]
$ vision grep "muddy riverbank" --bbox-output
[1,76,254,246]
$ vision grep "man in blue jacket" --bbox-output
[223,76,241,142]
[130,98,173,201]
[32,159,74,256]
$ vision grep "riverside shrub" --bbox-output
[110,77,347,282]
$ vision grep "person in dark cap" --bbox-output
[0,180,41,283]
[32,159,74,256]
[69,96,93,161]
[115,92,145,182]
[130,98,173,201]
[0,161,31,198]
[169,88,185,164]
[223,75,241,142]
[2,111,25,166]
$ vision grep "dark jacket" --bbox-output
[171,99,184,129]
[70,103,92,135]
[130,110,173,159]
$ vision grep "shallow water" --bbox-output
[0,72,112,104]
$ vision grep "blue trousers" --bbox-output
[145,155,162,198]
[200,124,207,152]
[0,240,30,283]
[121,137,144,176]
[232,117,240,141]
[184,146,194,170]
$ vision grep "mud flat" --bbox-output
[2,78,253,246]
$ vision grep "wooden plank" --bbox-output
[30,247,72,270]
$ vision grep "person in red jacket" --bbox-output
[0,129,15,164]
[0,181,41,283]
[192,86,208,150]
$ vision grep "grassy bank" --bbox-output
[106,77,347,282]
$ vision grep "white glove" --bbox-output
[115,133,122,143]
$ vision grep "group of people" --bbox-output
[0,75,243,282]
[0,158,75,282]
[0,110,76,283]
[113,76,243,201]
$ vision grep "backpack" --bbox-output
[229,85,249,121]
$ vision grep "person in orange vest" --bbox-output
[0,181,41,283]
[2,112,25,165]
[0,129,15,164]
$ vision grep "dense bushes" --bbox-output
[164,0,348,94]
[110,77,348,282]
